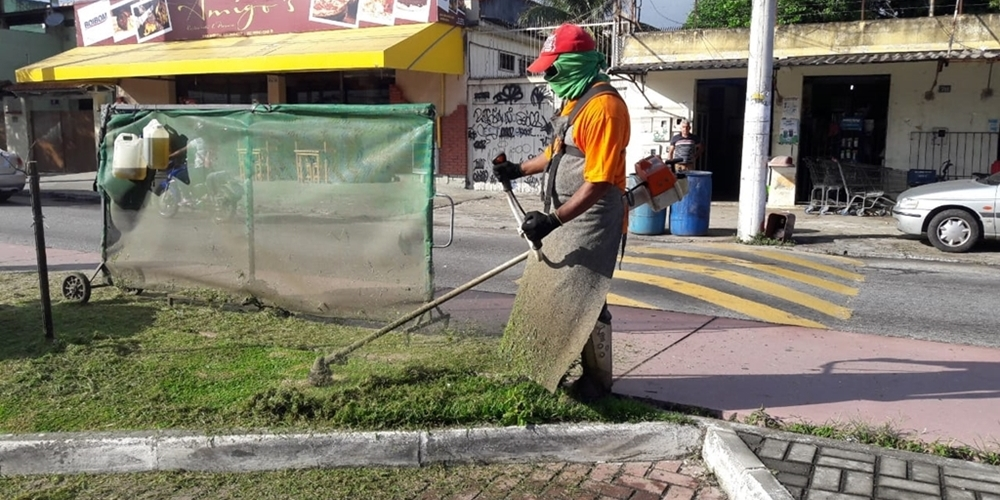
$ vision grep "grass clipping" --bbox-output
[0,272,688,433]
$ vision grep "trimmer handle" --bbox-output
[492,153,514,192]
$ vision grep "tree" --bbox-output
[518,0,616,27]
[684,0,999,29]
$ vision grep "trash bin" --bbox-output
[627,174,666,235]
[669,171,712,236]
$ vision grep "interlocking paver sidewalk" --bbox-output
[410,459,726,500]
[737,427,1000,500]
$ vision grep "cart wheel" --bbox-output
[62,272,92,304]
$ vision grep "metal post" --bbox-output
[737,0,777,241]
[28,161,55,341]
[243,122,256,282]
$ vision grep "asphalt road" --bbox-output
[3,194,999,347]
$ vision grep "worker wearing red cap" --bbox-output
[494,23,630,401]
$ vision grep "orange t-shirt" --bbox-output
[546,83,631,193]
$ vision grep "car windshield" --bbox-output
[977,172,1000,186]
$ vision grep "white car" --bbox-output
[0,148,27,202]
[892,172,1000,253]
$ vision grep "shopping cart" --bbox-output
[803,157,847,215]
[835,160,896,216]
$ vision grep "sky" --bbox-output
[640,0,696,28]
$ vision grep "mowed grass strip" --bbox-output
[0,273,689,434]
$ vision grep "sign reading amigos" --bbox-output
[74,0,467,47]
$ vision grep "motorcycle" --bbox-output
[155,160,244,222]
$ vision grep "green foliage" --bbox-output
[684,0,999,29]
[519,0,615,26]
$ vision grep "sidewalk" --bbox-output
[3,240,1000,499]
[430,179,1000,267]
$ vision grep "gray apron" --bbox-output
[500,83,625,392]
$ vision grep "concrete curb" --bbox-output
[13,190,102,203]
[701,425,795,500]
[0,422,703,477]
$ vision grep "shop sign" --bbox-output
[73,0,467,47]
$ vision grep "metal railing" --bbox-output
[908,131,1000,180]
[467,21,622,80]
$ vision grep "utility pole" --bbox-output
[736,0,777,242]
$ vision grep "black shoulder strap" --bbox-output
[543,82,623,211]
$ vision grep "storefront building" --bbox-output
[15,0,470,177]
[613,14,1000,206]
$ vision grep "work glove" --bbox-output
[491,159,524,184]
[521,211,562,244]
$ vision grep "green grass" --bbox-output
[740,407,1000,466]
[735,233,795,247]
[0,273,690,434]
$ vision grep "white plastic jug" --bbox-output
[142,119,171,170]
[113,133,146,181]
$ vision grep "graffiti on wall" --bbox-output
[468,82,556,192]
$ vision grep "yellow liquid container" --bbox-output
[112,133,146,181]
[143,119,171,170]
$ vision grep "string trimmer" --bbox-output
[493,153,544,261]
[307,184,538,386]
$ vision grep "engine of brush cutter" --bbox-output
[623,155,689,212]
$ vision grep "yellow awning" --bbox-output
[16,22,464,83]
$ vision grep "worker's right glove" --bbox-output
[492,159,524,183]
[521,211,562,244]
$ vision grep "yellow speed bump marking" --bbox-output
[622,256,853,321]
[632,247,859,297]
[708,246,866,282]
[614,269,827,329]
[607,293,659,310]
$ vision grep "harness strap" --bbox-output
[543,82,622,212]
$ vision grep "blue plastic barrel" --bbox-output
[627,174,666,235]
[669,171,713,236]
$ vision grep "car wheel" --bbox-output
[0,193,11,203]
[927,209,980,253]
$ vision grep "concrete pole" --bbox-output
[736,0,777,242]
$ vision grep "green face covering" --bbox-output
[543,50,612,101]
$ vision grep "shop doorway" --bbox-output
[797,75,891,203]
[695,78,748,201]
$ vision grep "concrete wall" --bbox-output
[467,27,539,80]
[622,13,1000,64]
[626,60,1000,205]
[0,29,65,82]
[395,70,468,178]
[466,77,554,191]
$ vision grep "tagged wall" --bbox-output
[467,79,556,192]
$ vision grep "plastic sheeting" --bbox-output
[97,104,436,321]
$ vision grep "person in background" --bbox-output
[168,121,209,204]
[667,119,703,171]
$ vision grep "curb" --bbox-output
[0,422,703,476]
[13,190,102,203]
[700,425,795,500]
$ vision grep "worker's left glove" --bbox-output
[521,211,562,243]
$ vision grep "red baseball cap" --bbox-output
[527,23,597,74]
